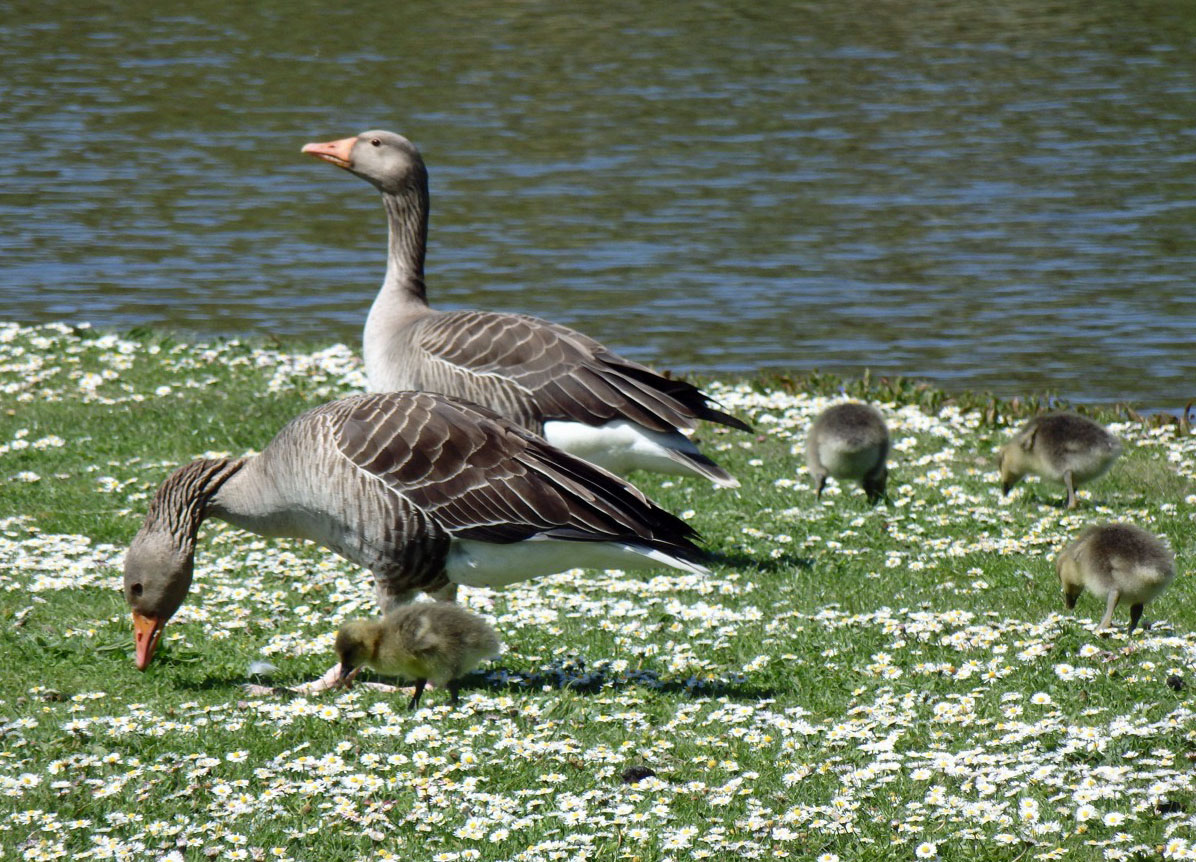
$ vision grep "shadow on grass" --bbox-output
[707,548,815,575]
[1017,491,1119,511]
[471,658,778,701]
[174,672,254,692]
[233,658,779,702]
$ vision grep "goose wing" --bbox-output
[414,310,749,434]
[329,392,704,560]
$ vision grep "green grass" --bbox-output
[2,320,1196,861]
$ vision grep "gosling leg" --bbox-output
[1063,470,1078,509]
[863,469,887,506]
[408,678,428,710]
[1127,603,1145,636]
[1097,590,1120,633]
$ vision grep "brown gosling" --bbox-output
[998,412,1121,509]
[335,602,501,709]
[806,402,889,504]
[1055,523,1175,635]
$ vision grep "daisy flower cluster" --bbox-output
[1,322,1194,861]
[0,321,365,409]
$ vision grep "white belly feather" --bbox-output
[445,535,707,588]
[543,419,700,478]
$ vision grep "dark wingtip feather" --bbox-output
[516,431,707,558]
[665,449,741,488]
[699,405,753,433]
[601,359,752,432]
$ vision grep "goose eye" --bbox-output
[131,583,143,597]
[370,138,381,147]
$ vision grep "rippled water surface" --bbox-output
[3,0,1196,407]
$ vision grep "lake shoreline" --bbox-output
[6,318,1189,422]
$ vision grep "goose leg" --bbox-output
[1127,603,1144,636]
[297,662,353,694]
[814,474,827,500]
[246,661,354,696]
[447,678,460,707]
[1097,590,1119,632]
[1063,470,1078,509]
[428,582,459,603]
[375,580,416,615]
[408,678,428,710]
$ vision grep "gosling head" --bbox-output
[123,530,194,671]
[334,619,383,687]
[301,130,426,196]
[997,440,1028,496]
[1054,549,1083,610]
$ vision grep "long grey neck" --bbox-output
[380,174,430,306]
[206,455,298,539]
[144,458,247,556]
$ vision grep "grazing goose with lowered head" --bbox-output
[300,130,750,487]
[998,412,1121,509]
[336,602,501,709]
[1055,523,1175,635]
[124,391,707,670]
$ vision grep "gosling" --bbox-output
[806,402,889,504]
[998,412,1121,509]
[1055,523,1175,635]
[336,602,501,709]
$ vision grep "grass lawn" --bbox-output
[2,320,1195,861]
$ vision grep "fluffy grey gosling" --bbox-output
[336,602,501,709]
[1055,523,1175,635]
[806,402,889,504]
[998,412,1121,509]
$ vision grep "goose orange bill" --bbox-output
[132,611,165,670]
[300,136,356,168]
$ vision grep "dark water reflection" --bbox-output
[2,0,1195,407]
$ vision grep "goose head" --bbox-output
[301,130,426,195]
[123,530,194,671]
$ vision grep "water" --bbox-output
[3,0,1196,409]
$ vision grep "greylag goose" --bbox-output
[336,602,501,709]
[124,391,707,670]
[805,402,889,504]
[300,130,749,487]
[998,412,1121,508]
[1055,523,1175,634]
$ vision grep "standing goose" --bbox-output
[124,391,707,671]
[997,412,1122,509]
[300,130,749,487]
